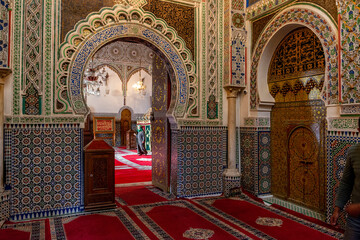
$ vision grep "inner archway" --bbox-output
[268,27,326,213]
[83,37,175,192]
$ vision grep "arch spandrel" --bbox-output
[250,4,339,111]
[56,5,198,120]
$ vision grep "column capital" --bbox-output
[224,85,245,98]
[0,68,12,83]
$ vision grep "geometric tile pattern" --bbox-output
[0,191,10,223]
[23,0,43,115]
[240,129,257,194]
[240,127,271,196]
[177,127,227,197]
[339,0,360,104]
[326,131,359,228]
[0,1,9,68]
[6,124,83,221]
[258,131,271,195]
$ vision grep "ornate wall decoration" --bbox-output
[231,0,246,86]
[240,127,271,195]
[0,1,10,68]
[90,40,154,99]
[340,105,360,115]
[232,0,244,11]
[250,4,339,109]
[207,0,219,120]
[326,131,360,227]
[22,0,43,115]
[177,127,227,197]
[5,124,83,220]
[327,117,358,131]
[268,28,325,83]
[143,0,195,58]
[268,27,326,211]
[57,6,198,119]
[338,0,360,104]
[246,0,294,20]
[244,117,270,127]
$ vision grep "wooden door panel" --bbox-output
[121,109,131,146]
[151,54,169,192]
[288,126,320,210]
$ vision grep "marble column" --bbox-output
[0,68,11,193]
[223,85,244,197]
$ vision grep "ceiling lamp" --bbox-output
[132,70,146,96]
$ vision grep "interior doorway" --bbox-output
[269,27,326,213]
[83,38,173,192]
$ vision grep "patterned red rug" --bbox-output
[1,186,344,240]
[50,209,148,240]
[0,219,50,240]
[129,200,251,239]
[115,185,173,206]
[193,194,343,240]
[114,147,152,185]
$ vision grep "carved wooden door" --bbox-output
[120,109,131,146]
[151,54,170,192]
[288,126,320,210]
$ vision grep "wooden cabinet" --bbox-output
[126,129,136,149]
[84,140,116,211]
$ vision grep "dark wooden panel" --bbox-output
[151,54,170,192]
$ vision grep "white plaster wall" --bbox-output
[86,67,124,113]
[127,70,152,114]
[86,68,152,115]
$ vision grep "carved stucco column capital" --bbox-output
[224,85,244,98]
[0,68,12,82]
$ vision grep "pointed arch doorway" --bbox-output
[59,6,198,194]
[269,27,326,212]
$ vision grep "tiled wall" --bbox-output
[0,191,10,223]
[240,127,271,196]
[4,124,83,221]
[326,131,360,227]
[177,127,227,197]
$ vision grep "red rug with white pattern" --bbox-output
[114,147,152,185]
[1,186,344,240]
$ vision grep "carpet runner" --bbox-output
[114,147,152,185]
[193,194,343,240]
[0,186,344,240]
[115,186,173,206]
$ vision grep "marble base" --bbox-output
[223,169,241,197]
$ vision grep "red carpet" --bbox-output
[122,155,152,166]
[51,209,148,239]
[1,188,344,240]
[0,219,50,240]
[115,185,169,206]
[63,214,136,240]
[194,196,343,240]
[115,168,152,184]
[130,200,251,239]
[114,147,152,185]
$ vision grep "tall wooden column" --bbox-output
[223,85,243,197]
[0,69,11,193]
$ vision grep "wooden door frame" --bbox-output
[285,120,326,212]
